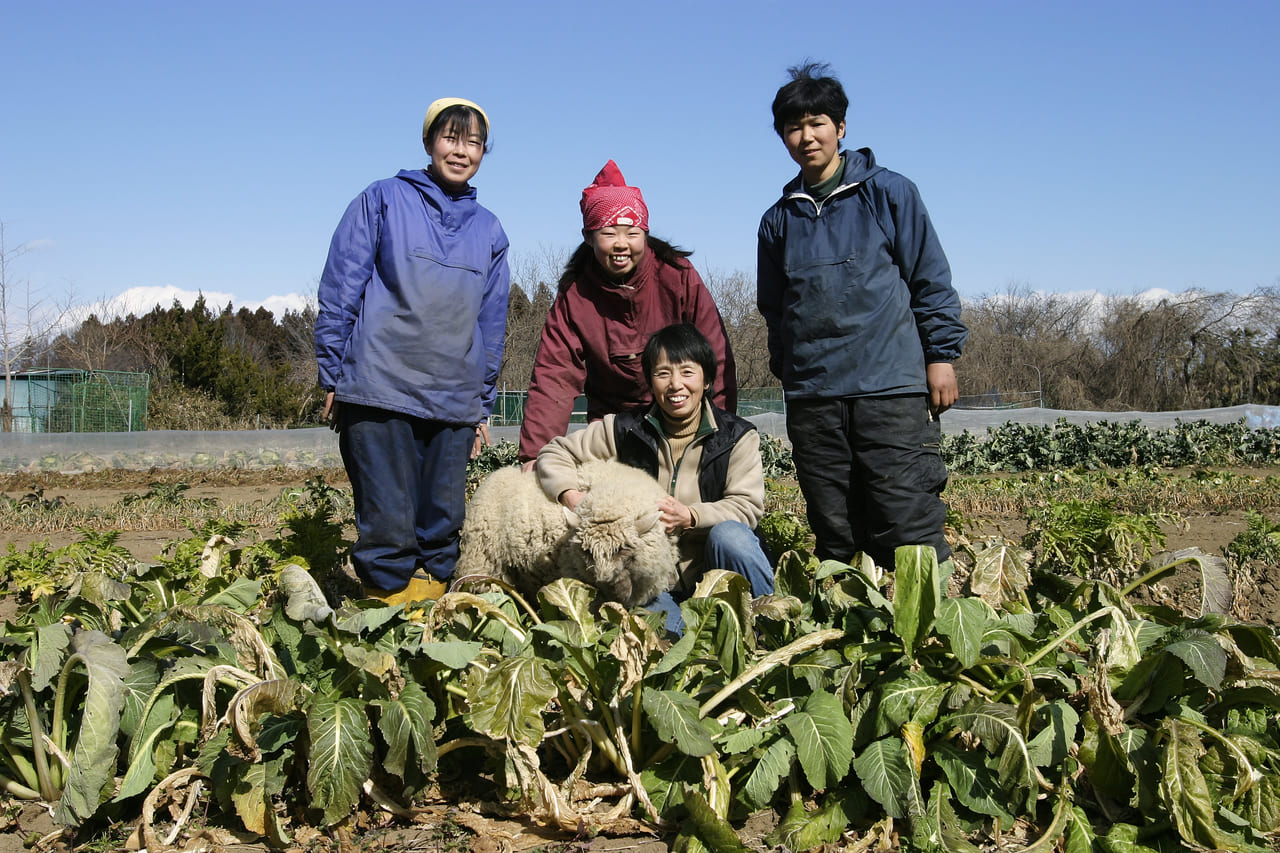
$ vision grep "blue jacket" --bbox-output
[315,169,510,424]
[757,148,966,400]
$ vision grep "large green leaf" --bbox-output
[466,656,556,747]
[53,630,132,826]
[1161,630,1226,689]
[377,680,437,780]
[31,621,71,692]
[1064,804,1096,853]
[892,545,941,653]
[768,789,866,851]
[1027,700,1080,768]
[850,736,913,818]
[418,640,483,670]
[782,690,853,790]
[643,689,713,757]
[917,779,982,852]
[935,597,993,669]
[305,695,373,826]
[676,785,750,853]
[738,737,795,811]
[944,701,1037,811]
[933,742,1014,820]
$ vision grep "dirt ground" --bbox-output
[1,468,1277,851]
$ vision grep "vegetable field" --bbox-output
[1,423,1279,853]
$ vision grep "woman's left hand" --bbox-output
[471,423,491,459]
[657,496,693,533]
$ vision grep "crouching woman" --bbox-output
[536,324,773,632]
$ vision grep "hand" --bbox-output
[521,459,537,473]
[559,488,586,511]
[926,362,958,416]
[322,391,340,431]
[657,496,693,533]
[471,423,491,459]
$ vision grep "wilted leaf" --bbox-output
[1147,548,1232,616]
[466,656,556,747]
[1158,718,1225,850]
[54,631,132,826]
[678,785,750,852]
[279,564,333,623]
[969,539,1031,607]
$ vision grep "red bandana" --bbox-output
[580,160,649,231]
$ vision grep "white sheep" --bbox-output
[456,459,679,608]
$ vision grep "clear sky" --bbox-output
[2,0,1277,321]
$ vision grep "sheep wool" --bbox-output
[456,459,679,609]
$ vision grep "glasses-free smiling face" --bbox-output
[782,113,845,185]
[649,351,706,420]
[427,122,485,190]
[587,226,647,279]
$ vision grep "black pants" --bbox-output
[785,394,950,568]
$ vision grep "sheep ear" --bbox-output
[634,509,659,534]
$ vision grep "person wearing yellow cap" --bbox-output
[517,160,738,466]
[315,98,509,606]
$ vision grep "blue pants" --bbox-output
[647,521,775,634]
[786,394,950,569]
[338,404,473,591]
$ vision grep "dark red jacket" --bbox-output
[518,250,737,460]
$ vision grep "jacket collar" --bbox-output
[781,147,882,200]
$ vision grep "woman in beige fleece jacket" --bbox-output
[536,324,773,632]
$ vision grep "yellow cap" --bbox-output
[422,97,490,143]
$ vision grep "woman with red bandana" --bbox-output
[518,160,737,465]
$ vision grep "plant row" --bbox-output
[0,478,1278,851]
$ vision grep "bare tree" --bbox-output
[702,267,776,389]
[0,222,77,431]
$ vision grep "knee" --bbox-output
[707,520,756,553]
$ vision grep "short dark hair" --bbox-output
[771,61,848,137]
[642,324,717,387]
[425,104,491,153]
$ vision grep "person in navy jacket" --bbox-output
[757,63,968,569]
[315,98,510,605]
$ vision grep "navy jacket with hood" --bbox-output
[316,169,510,425]
[756,148,966,400]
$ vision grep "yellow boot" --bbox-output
[363,571,449,607]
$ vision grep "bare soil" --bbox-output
[1,467,1277,851]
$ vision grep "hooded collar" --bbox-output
[782,147,882,199]
[395,168,479,202]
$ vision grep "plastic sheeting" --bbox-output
[2,405,1278,474]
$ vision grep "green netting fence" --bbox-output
[8,369,150,433]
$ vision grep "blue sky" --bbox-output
[2,0,1277,320]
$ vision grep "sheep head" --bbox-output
[573,493,674,608]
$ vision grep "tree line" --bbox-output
[5,242,1280,430]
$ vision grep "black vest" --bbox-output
[612,405,756,501]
